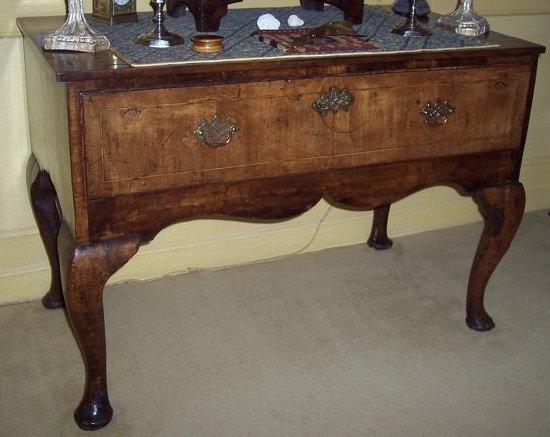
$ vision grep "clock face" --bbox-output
[93,0,135,18]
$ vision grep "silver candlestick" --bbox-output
[392,0,430,18]
[437,0,489,38]
[137,0,184,48]
[392,0,432,37]
[43,0,110,52]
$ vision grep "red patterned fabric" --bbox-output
[250,29,379,54]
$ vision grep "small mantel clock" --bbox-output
[93,0,138,24]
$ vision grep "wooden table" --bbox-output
[17,15,544,430]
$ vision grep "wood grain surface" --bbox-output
[82,67,529,197]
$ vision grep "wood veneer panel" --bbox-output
[82,66,530,198]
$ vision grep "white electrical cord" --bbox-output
[185,205,334,274]
[115,206,334,285]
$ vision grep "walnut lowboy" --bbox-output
[18,14,545,431]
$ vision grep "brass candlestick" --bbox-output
[392,0,432,37]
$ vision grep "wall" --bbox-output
[0,0,549,305]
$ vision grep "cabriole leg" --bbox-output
[368,204,393,250]
[58,223,141,430]
[27,157,63,309]
[466,183,525,331]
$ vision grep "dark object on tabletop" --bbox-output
[300,0,364,24]
[92,0,138,24]
[392,0,430,17]
[392,0,432,37]
[137,0,183,48]
[166,0,364,32]
[166,0,242,31]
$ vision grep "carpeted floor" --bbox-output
[1,211,549,436]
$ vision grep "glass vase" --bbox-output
[43,0,110,52]
[437,0,489,38]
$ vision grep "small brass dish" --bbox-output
[191,35,224,53]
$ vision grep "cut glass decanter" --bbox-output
[437,0,489,38]
[43,0,110,52]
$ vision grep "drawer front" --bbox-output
[83,67,530,198]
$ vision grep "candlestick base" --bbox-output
[392,16,432,37]
[137,0,184,48]
[392,0,430,17]
[136,27,184,48]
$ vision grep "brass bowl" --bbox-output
[191,35,224,53]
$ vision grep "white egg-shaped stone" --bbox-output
[257,13,281,30]
[287,14,304,27]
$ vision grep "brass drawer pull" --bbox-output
[313,86,355,117]
[420,99,455,127]
[194,113,240,147]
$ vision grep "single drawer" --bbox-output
[82,66,530,198]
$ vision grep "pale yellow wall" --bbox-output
[0,0,549,304]
[2,0,550,35]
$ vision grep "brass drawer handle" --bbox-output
[420,99,455,127]
[194,113,240,148]
[312,86,355,117]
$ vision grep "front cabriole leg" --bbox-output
[466,183,525,331]
[58,223,142,430]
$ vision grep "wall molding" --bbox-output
[0,226,39,239]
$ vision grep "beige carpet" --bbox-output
[1,211,549,436]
